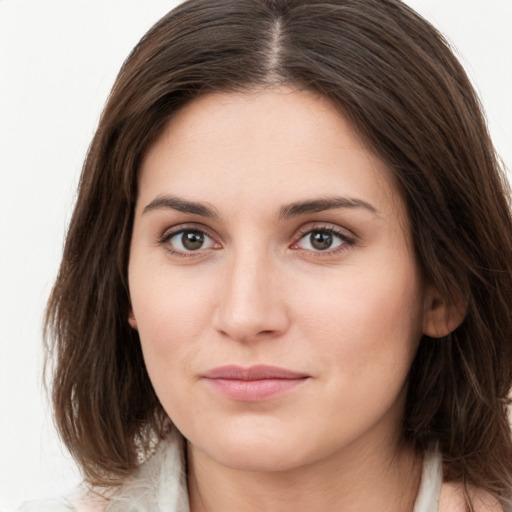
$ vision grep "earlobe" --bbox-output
[422,285,466,338]
[128,309,138,330]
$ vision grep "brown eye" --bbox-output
[182,231,205,250]
[166,229,217,253]
[310,231,333,250]
[295,228,349,253]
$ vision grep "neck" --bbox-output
[187,438,422,512]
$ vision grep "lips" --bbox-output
[203,364,309,380]
[202,365,310,401]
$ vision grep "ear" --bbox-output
[422,285,466,338]
[128,309,138,330]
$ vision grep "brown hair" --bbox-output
[46,0,512,506]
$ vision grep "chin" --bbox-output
[185,424,317,473]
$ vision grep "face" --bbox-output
[128,87,431,473]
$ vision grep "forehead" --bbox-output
[137,87,404,222]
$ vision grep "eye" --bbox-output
[163,229,218,254]
[294,227,353,252]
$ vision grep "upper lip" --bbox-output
[203,364,309,380]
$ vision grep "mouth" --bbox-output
[202,364,310,401]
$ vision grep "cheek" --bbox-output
[286,260,424,442]
[296,256,424,378]
[128,262,218,383]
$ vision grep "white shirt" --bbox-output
[17,431,445,512]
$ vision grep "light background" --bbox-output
[0,1,511,510]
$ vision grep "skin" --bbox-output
[128,87,452,512]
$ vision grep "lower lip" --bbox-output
[205,378,308,401]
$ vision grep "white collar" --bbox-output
[413,448,443,512]
[107,429,189,512]
[107,431,442,512]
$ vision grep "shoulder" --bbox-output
[17,492,108,512]
[17,499,106,512]
[16,498,75,512]
[17,430,188,512]
[439,481,504,512]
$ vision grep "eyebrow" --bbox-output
[279,197,380,219]
[142,196,218,217]
[142,194,380,219]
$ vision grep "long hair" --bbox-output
[45,0,512,506]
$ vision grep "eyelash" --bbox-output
[291,225,356,256]
[158,225,220,258]
[158,224,356,258]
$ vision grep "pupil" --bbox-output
[182,231,204,250]
[311,231,332,250]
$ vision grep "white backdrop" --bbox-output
[0,1,511,510]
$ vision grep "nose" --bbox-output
[213,249,290,343]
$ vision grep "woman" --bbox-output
[19,0,512,510]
